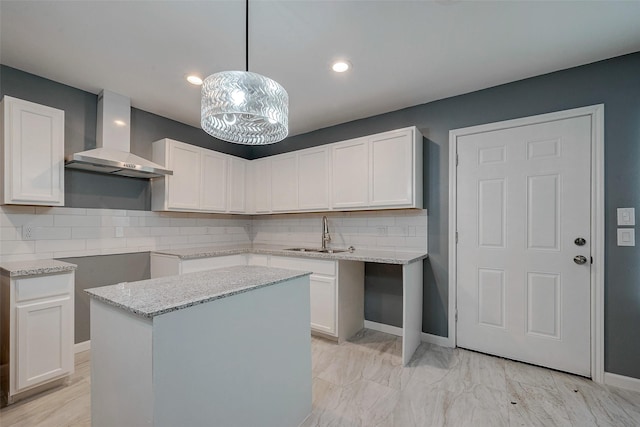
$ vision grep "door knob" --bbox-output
[573,255,588,265]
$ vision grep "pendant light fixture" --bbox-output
[201,0,289,145]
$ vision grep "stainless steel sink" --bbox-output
[284,247,349,254]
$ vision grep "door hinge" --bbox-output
[456,154,459,166]
[455,232,458,244]
[455,309,458,322]
[591,256,593,264]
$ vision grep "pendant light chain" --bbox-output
[246,0,249,72]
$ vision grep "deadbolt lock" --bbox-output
[574,237,586,246]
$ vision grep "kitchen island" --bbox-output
[86,265,312,427]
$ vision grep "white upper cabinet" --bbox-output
[153,139,201,211]
[369,128,421,208]
[331,137,369,209]
[270,153,298,212]
[1,96,65,206]
[200,150,228,212]
[151,126,422,214]
[227,156,246,213]
[152,139,245,213]
[298,146,330,211]
[252,158,272,213]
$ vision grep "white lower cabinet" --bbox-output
[1,271,75,405]
[308,274,337,335]
[269,256,364,341]
[16,296,73,390]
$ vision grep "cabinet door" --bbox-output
[167,142,201,210]
[16,296,73,391]
[3,97,64,206]
[331,138,368,208]
[228,157,247,213]
[200,150,228,212]
[298,147,330,211]
[309,274,337,335]
[253,158,272,213]
[369,130,414,207]
[270,153,298,212]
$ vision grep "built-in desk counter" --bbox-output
[150,246,427,365]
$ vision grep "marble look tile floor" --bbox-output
[1,329,639,427]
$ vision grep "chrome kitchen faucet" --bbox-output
[322,216,331,250]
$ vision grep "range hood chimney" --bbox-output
[65,90,172,178]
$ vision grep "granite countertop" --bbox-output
[0,259,78,277]
[152,244,428,265]
[85,265,311,319]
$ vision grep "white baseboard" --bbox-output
[421,332,453,348]
[364,320,403,337]
[604,372,640,393]
[74,340,91,353]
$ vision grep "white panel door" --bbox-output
[200,150,227,212]
[298,147,330,210]
[369,129,413,207]
[5,97,64,205]
[331,138,368,208]
[456,115,592,376]
[271,153,298,212]
[16,297,73,390]
[167,142,201,210]
[228,157,246,213]
[309,274,337,335]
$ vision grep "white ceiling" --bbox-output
[2,1,639,137]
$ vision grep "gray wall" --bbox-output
[59,253,150,344]
[253,52,640,379]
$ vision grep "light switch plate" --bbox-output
[617,207,635,226]
[617,228,635,247]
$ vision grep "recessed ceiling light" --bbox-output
[113,120,127,127]
[331,61,351,73]
[187,75,203,85]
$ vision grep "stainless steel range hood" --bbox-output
[65,90,172,178]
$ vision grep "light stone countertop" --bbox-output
[0,259,78,277]
[85,265,311,319]
[152,244,428,265]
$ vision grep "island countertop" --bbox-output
[152,244,428,265]
[85,265,310,319]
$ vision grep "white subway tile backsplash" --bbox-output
[0,207,426,259]
[72,227,115,239]
[32,227,72,240]
[86,238,126,250]
[1,214,54,227]
[36,239,86,253]
[86,208,127,217]
[0,240,35,255]
[101,216,132,227]
[54,215,101,227]
[0,227,20,240]
[37,207,87,215]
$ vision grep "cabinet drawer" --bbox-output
[269,256,336,276]
[15,273,73,302]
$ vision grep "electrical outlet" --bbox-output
[23,226,34,240]
[377,226,388,237]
